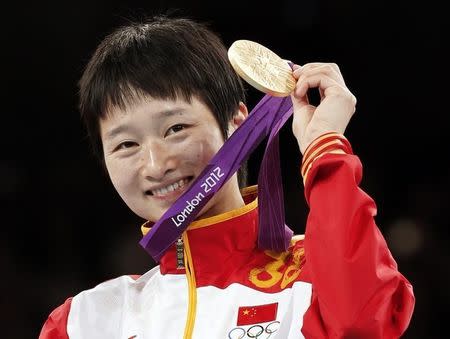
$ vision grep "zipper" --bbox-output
[179,234,197,339]
[176,237,185,269]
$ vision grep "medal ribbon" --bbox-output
[140,94,294,261]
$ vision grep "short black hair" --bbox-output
[78,15,248,186]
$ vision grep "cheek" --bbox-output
[104,158,134,194]
[183,132,223,165]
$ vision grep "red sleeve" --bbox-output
[39,298,72,339]
[301,153,415,338]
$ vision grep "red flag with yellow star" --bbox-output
[237,302,278,326]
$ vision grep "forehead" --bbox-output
[100,95,216,139]
[105,93,218,119]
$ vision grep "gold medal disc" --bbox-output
[228,40,296,97]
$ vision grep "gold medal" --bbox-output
[228,40,296,97]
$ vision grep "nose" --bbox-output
[139,140,175,181]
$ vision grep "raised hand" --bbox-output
[290,63,357,154]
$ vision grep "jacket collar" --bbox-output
[141,186,259,275]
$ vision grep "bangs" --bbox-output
[89,40,201,119]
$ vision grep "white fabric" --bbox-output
[67,267,312,339]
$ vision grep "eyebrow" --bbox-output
[104,108,186,141]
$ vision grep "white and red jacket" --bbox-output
[39,153,415,338]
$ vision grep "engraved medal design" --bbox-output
[228,40,296,97]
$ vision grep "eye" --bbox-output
[114,141,138,151]
[165,124,187,137]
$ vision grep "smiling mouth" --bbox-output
[146,177,193,197]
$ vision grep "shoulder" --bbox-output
[73,267,160,308]
[39,268,159,338]
[39,297,73,339]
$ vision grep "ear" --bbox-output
[228,102,248,136]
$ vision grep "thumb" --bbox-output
[291,93,315,152]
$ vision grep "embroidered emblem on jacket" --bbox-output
[249,246,305,289]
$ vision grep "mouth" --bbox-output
[145,176,194,198]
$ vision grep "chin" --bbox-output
[133,209,157,223]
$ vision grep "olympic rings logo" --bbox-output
[228,321,280,339]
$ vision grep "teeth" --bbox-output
[152,178,189,196]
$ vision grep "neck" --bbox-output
[196,175,245,219]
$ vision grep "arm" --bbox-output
[301,149,414,338]
[39,298,72,339]
[290,64,415,338]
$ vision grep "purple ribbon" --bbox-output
[139,94,294,261]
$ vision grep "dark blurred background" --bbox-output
[2,0,448,337]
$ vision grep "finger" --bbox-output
[294,64,344,86]
[294,73,347,99]
[291,93,315,143]
[290,79,311,137]
[293,63,345,86]
[319,88,325,100]
[291,88,309,108]
[301,62,343,78]
[291,64,302,76]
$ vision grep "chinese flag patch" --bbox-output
[237,302,278,326]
